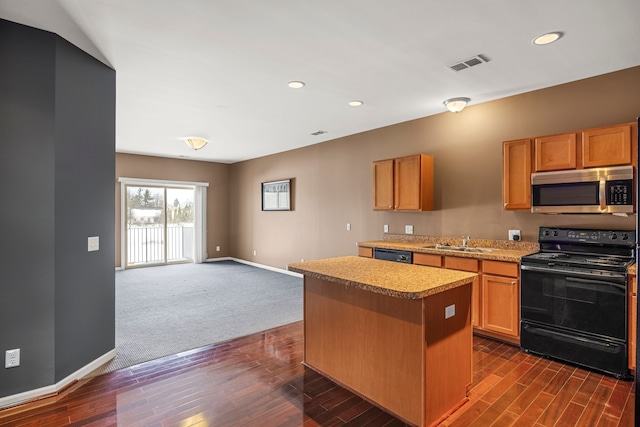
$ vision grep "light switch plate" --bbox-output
[346,223,351,231]
[405,225,413,234]
[87,236,99,252]
[383,224,389,233]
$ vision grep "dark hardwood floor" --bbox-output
[0,321,635,426]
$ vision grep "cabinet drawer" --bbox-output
[483,260,518,277]
[358,247,373,258]
[413,253,442,267]
[444,256,479,272]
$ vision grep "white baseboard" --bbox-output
[206,257,303,278]
[0,349,116,410]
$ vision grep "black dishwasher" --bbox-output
[373,248,413,263]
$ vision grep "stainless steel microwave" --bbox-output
[531,165,634,214]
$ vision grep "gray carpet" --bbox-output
[87,260,302,377]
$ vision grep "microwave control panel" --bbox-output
[606,180,632,205]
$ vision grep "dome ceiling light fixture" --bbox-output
[182,137,209,150]
[288,81,305,89]
[443,97,471,113]
[533,31,564,45]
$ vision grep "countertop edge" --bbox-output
[288,262,477,300]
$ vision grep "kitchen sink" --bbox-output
[432,244,495,253]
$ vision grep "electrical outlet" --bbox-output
[383,224,389,233]
[253,250,257,256]
[509,230,521,241]
[445,305,455,319]
[405,225,413,234]
[216,246,221,251]
[5,349,20,368]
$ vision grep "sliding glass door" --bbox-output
[125,185,195,267]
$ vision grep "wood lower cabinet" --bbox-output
[534,132,577,171]
[444,257,482,328]
[373,154,434,211]
[358,246,373,258]
[629,275,636,371]
[482,261,519,339]
[502,139,532,210]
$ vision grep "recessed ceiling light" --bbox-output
[533,31,564,45]
[348,100,364,107]
[288,81,305,89]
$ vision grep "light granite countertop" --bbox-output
[358,234,539,263]
[288,255,477,299]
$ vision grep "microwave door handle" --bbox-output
[599,177,606,211]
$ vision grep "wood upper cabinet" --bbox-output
[534,132,577,172]
[373,159,394,210]
[373,154,434,211]
[502,139,532,210]
[481,261,519,338]
[582,124,632,168]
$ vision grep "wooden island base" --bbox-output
[303,275,472,427]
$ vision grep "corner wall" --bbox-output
[229,67,640,270]
[0,18,115,399]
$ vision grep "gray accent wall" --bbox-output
[0,18,115,398]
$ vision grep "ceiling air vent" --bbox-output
[448,54,490,72]
[310,130,327,136]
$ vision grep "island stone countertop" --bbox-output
[358,234,539,263]
[288,255,477,299]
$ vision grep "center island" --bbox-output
[288,256,478,427]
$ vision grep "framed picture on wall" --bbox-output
[262,179,291,211]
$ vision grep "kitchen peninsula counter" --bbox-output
[288,256,477,427]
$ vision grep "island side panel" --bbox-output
[304,276,424,426]
[423,283,473,427]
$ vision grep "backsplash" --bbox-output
[383,233,539,252]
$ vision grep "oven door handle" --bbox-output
[565,276,627,292]
[520,264,627,281]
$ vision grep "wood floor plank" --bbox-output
[0,323,634,427]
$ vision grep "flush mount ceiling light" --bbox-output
[443,97,471,113]
[533,31,564,45]
[288,81,305,89]
[348,100,364,107]
[182,137,208,150]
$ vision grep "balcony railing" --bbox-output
[127,225,194,265]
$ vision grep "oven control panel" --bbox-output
[538,227,635,246]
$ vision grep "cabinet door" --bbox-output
[582,124,632,168]
[471,275,482,328]
[394,155,422,210]
[482,274,519,337]
[373,159,394,210]
[502,139,532,210]
[534,133,577,171]
[629,276,636,371]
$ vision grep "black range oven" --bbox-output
[520,227,635,379]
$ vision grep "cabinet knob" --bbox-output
[504,203,508,208]
[389,205,393,209]
[511,281,516,285]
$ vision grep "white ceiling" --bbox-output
[2,1,640,164]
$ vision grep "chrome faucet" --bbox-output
[462,236,470,247]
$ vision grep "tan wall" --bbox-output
[229,66,640,270]
[115,153,230,268]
